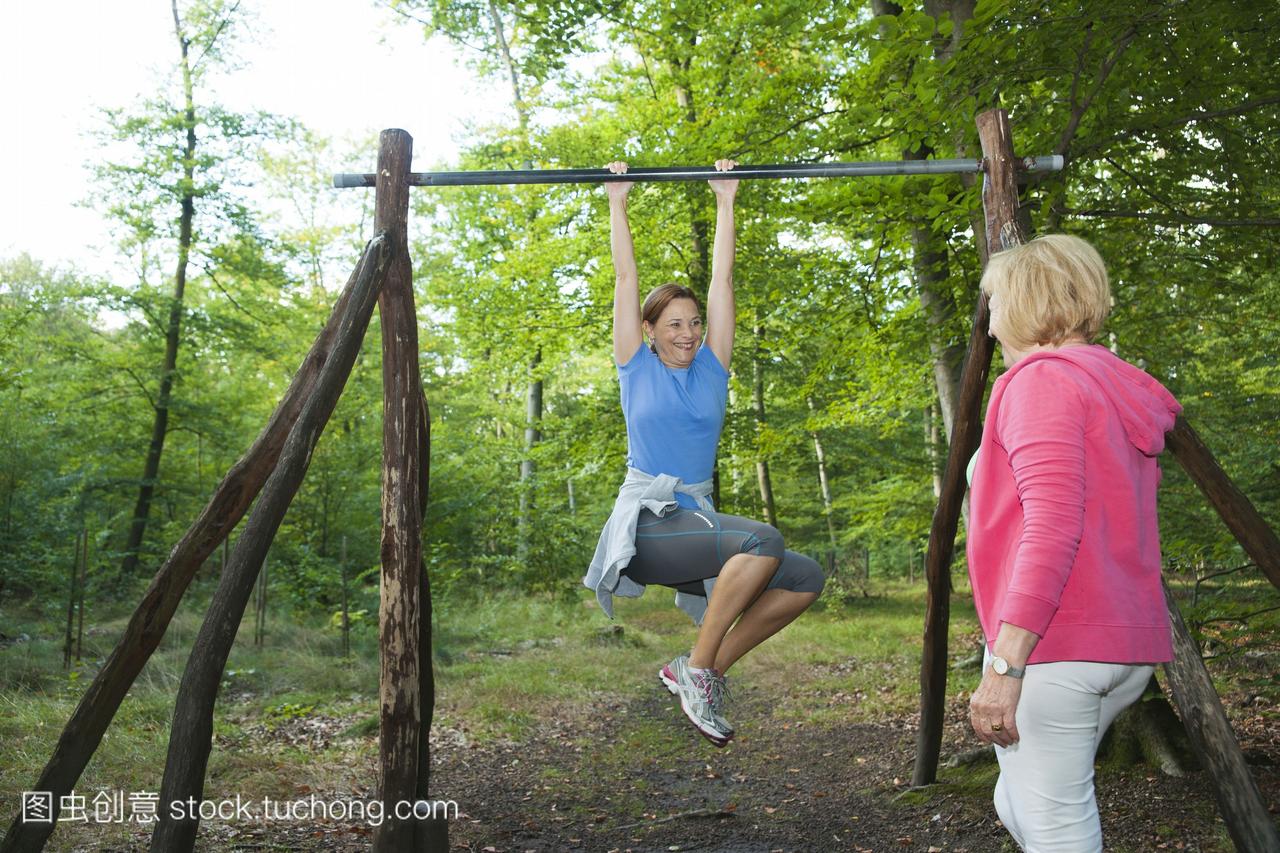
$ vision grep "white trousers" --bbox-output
[991,658,1153,852]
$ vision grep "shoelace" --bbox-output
[698,671,730,716]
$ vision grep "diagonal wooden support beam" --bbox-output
[0,235,393,853]
[149,232,391,852]
[1162,581,1280,852]
[1165,417,1280,591]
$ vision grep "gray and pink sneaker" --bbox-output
[659,654,734,746]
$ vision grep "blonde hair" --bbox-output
[980,233,1111,349]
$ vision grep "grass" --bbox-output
[1,576,959,788]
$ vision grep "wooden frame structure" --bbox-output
[4,110,1277,853]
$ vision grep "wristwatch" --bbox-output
[991,656,1025,679]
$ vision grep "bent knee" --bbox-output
[769,550,825,595]
[799,555,826,596]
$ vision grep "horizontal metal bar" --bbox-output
[332,155,1064,189]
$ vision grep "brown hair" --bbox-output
[980,234,1111,349]
[641,283,702,327]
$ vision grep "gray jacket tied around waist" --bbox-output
[583,468,716,625]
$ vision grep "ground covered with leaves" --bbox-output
[2,581,1277,851]
[421,658,1280,852]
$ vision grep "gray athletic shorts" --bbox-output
[622,507,825,597]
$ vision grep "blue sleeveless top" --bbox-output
[618,342,729,508]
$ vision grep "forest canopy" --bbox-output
[2,0,1276,609]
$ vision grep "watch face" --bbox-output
[993,657,1008,675]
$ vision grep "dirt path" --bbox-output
[426,685,1264,852]
[59,670,1276,852]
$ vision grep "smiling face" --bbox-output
[644,296,703,368]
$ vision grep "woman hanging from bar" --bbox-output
[583,159,824,746]
[966,235,1181,851]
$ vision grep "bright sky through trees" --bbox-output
[0,0,506,277]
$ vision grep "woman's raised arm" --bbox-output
[705,159,738,371]
[607,161,642,365]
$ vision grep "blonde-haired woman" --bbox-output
[967,234,1182,850]
[584,161,823,746]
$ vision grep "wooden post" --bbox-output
[1164,417,1280,591]
[0,237,395,853]
[911,108,1017,786]
[149,233,390,853]
[372,128,426,852]
[1162,581,1280,852]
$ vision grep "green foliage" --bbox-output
[328,608,370,630]
[1,0,1276,622]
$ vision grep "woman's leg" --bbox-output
[625,508,786,669]
[713,549,824,673]
[626,512,824,671]
[713,590,819,674]
[626,511,823,742]
[689,552,779,669]
[992,661,1152,852]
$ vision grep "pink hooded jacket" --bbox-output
[967,345,1182,664]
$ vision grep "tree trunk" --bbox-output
[487,2,541,571]
[76,531,87,661]
[487,0,526,128]
[1099,675,1192,777]
[4,467,15,540]
[672,53,710,295]
[341,536,351,658]
[807,397,838,553]
[148,234,391,853]
[518,352,542,563]
[883,0,977,516]
[689,213,710,296]
[120,1,198,578]
[925,400,943,499]
[752,317,777,528]
[0,237,389,853]
[62,532,80,670]
[908,208,964,444]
